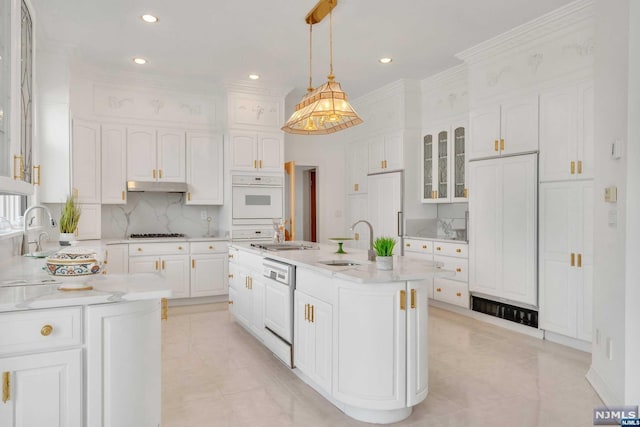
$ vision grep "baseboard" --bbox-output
[586,367,620,406]
[167,294,229,307]
[544,330,591,353]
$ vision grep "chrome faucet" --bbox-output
[350,220,376,261]
[21,205,56,255]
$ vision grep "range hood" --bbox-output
[127,181,188,193]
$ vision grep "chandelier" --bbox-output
[281,0,363,135]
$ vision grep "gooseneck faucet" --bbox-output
[350,220,376,261]
[21,205,56,255]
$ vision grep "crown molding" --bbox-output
[224,80,292,99]
[455,0,594,65]
[420,64,467,92]
[352,79,419,106]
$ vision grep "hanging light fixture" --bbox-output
[282,0,363,135]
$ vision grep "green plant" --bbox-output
[59,196,81,233]
[373,236,396,257]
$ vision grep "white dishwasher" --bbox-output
[262,258,295,367]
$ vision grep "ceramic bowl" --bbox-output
[45,248,101,276]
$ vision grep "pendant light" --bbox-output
[282,0,363,135]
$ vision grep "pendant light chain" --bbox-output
[328,10,334,80]
[308,22,313,92]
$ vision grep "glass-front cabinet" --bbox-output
[421,118,467,203]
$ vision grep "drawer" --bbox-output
[434,255,468,282]
[129,242,188,256]
[0,307,82,356]
[403,238,433,255]
[433,241,468,258]
[191,241,228,254]
[433,278,469,308]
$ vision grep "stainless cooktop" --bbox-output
[250,242,318,251]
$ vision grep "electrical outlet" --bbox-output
[595,328,600,345]
[200,210,207,220]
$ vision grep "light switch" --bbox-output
[611,139,622,159]
[604,186,617,203]
[608,209,617,227]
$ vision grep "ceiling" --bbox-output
[31,0,575,99]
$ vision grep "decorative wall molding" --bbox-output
[486,66,512,87]
[227,94,283,129]
[563,37,595,57]
[528,53,544,74]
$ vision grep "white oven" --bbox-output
[232,175,283,225]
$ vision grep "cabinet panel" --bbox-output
[500,96,539,155]
[126,127,156,181]
[451,124,467,201]
[230,132,257,170]
[104,244,128,274]
[162,255,190,299]
[128,255,159,274]
[71,120,100,203]
[368,135,385,174]
[257,134,283,172]
[384,132,403,172]
[421,132,435,202]
[101,124,127,204]
[346,141,368,194]
[186,132,223,205]
[157,129,186,182]
[469,105,501,160]
[539,87,577,182]
[406,280,429,406]
[75,203,101,240]
[190,254,228,297]
[433,278,469,308]
[577,81,594,180]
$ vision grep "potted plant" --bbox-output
[373,236,396,270]
[59,196,80,245]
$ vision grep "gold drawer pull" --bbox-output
[41,324,53,336]
[178,246,183,250]
[161,299,168,320]
[456,292,462,297]
[577,160,583,174]
[187,192,191,201]
[436,288,442,292]
[304,304,308,321]
[494,140,499,152]
[155,260,159,270]
[422,245,427,249]
[436,246,442,251]
[410,289,416,309]
[192,259,195,269]
[463,188,468,198]
[152,169,156,179]
[406,243,411,247]
[570,253,575,267]
[354,183,359,192]
[456,248,462,253]
[229,254,234,259]
[137,247,142,252]
[228,274,234,278]
[500,139,505,151]
[162,260,166,270]
[209,245,214,250]
[159,169,163,179]
[577,253,582,268]
[570,161,576,175]
[456,267,462,272]
[122,190,125,200]
[2,372,9,403]
[33,165,41,185]
[400,290,406,310]
[228,300,233,305]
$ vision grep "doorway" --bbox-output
[284,162,318,242]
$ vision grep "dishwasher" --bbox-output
[262,258,295,368]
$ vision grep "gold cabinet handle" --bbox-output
[178,246,183,250]
[436,287,442,292]
[228,273,234,278]
[187,191,191,201]
[33,165,41,185]
[192,259,195,269]
[456,248,462,253]
[249,277,252,289]
[159,169,163,179]
[155,260,159,270]
[570,253,575,267]
[304,304,308,321]
[253,160,257,169]
[436,246,442,251]
[354,183,359,192]
[410,288,416,309]
[406,243,411,247]
[310,304,314,323]
[2,372,9,403]
[500,139,505,151]
[41,324,53,336]
[259,160,263,169]
[400,290,406,310]
[228,254,234,259]
[121,190,125,200]
[137,247,142,252]
[577,160,583,174]
[161,298,168,320]
[570,161,576,175]
[152,169,157,179]
[463,188,468,198]
[354,232,359,241]
[494,140,499,152]
[456,292,462,297]
[577,253,582,268]
[228,300,234,305]
[13,155,24,180]
[209,245,213,250]
[381,160,384,169]
[422,245,427,249]
[456,267,462,272]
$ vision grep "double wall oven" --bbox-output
[232,175,283,225]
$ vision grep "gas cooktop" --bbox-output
[129,233,186,239]
[250,242,318,251]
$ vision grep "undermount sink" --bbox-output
[0,278,61,287]
[23,249,58,258]
[318,260,366,267]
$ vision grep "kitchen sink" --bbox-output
[0,278,61,287]
[23,249,59,258]
[318,259,366,267]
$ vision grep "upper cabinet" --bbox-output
[71,119,101,204]
[127,127,186,182]
[101,124,127,204]
[469,96,539,160]
[422,119,467,203]
[186,132,223,205]
[345,140,368,194]
[539,80,594,182]
[229,131,283,173]
[368,131,403,174]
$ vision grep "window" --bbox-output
[20,0,32,183]
[0,0,10,178]
[0,194,25,231]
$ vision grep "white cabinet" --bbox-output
[539,181,593,341]
[75,203,101,240]
[406,280,429,406]
[104,243,128,274]
[422,120,467,203]
[229,131,283,172]
[345,194,369,251]
[294,290,332,393]
[368,131,403,174]
[186,132,223,205]
[71,119,101,204]
[469,96,538,160]
[127,127,186,182]
[468,154,537,307]
[101,124,127,204]
[190,241,228,297]
[128,242,190,299]
[367,172,403,240]
[345,140,369,194]
[86,300,161,427]
[227,250,265,339]
[539,81,594,182]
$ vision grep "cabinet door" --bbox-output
[500,96,539,155]
[75,203,101,240]
[294,291,314,376]
[368,134,385,174]
[250,277,265,340]
[576,80,594,180]
[384,131,403,171]
[407,280,429,406]
[575,181,593,341]
[257,134,283,172]
[190,254,228,297]
[345,194,369,251]
[157,129,185,182]
[101,124,127,204]
[86,300,161,427]
[450,123,468,201]
[539,87,577,182]
[0,349,82,427]
[186,132,223,205]
[434,128,450,201]
[129,255,159,274]
[469,105,500,160]
[105,244,129,274]
[368,172,402,240]
[71,119,101,203]
[335,282,406,410]
[127,127,156,181]
[162,255,190,299]
[421,132,436,202]
[232,270,252,327]
[230,132,257,170]
[345,141,368,194]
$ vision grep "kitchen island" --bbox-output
[0,252,171,427]
[228,242,451,424]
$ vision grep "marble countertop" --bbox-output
[230,242,454,283]
[404,235,468,244]
[0,251,171,312]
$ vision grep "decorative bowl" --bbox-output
[45,248,101,276]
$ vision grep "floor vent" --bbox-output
[471,296,538,328]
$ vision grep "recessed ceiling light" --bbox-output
[133,57,147,65]
[379,57,393,64]
[248,74,260,80]
[141,14,158,23]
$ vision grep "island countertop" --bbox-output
[0,251,171,312]
[229,242,453,283]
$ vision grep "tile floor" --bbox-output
[161,303,602,427]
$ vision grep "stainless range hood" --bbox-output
[127,181,188,193]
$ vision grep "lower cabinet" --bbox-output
[189,242,229,297]
[104,243,129,274]
[294,290,332,392]
[433,278,469,307]
[0,349,83,427]
[228,263,264,340]
[129,254,190,298]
